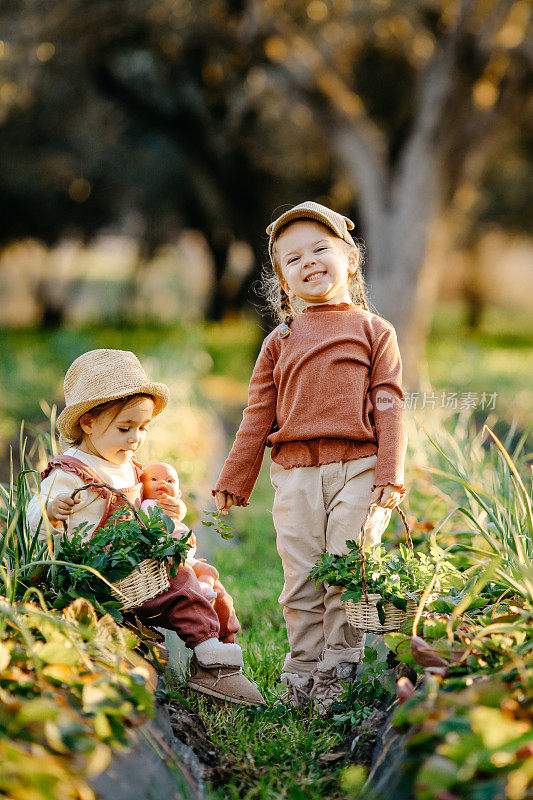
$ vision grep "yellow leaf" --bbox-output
[0,641,11,671]
[42,663,79,685]
[470,707,529,748]
[63,598,98,630]
[507,757,533,800]
[82,684,108,713]
[37,640,80,667]
[93,711,112,739]
[85,742,112,778]
[44,719,70,754]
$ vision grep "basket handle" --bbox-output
[359,503,412,603]
[61,481,149,536]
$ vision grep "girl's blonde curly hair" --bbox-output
[260,226,370,325]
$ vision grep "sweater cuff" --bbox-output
[371,482,407,501]
[211,488,249,508]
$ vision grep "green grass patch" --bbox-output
[203,316,262,385]
[426,303,533,424]
[192,696,347,800]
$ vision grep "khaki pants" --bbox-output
[270,454,392,678]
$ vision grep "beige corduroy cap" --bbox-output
[266,201,356,265]
[57,349,170,441]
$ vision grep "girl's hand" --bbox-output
[370,484,404,509]
[47,493,81,522]
[214,491,237,514]
[158,495,187,521]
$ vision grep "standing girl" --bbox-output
[213,201,407,711]
[28,348,264,707]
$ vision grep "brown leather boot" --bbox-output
[186,643,265,707]
[310,661,358,716]
[279,672,315,708]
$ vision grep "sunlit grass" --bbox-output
[426,303,533,425]
[203,316,262,385]
[192,694,346,800]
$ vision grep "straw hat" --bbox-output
[57,349,169,441]
[266,201,356,265]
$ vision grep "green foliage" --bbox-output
[331,646,394,730]
[421,418,533,604]
[0,431,51,603]
[310,542,464,615]
[391,669,533,800]
[376,418,533,800]
[202,509,235,540]
[47,506,192,618]
[0,597,155,800]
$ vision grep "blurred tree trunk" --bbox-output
[463,246,486,329]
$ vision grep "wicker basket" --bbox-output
[111,558,170,611]
[342,503,418,633]
[65,480,171,611]
[344,594,418,634]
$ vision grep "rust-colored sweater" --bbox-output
[213,302,407,505]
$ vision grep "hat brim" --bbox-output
[57,382,169,441]
[267,208,354,260]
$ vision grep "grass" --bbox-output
[426,303,533,427]
[192,697,347,800]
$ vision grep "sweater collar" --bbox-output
[302,302,360,313]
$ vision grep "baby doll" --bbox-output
[141,462,223,603]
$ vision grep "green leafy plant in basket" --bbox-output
[310,542,464,625]
[46,504,192,619]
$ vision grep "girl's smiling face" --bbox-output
[275,220,357,306]
[78,396,155,465]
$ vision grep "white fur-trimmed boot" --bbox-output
[186,638,265,706]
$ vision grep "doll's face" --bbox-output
[141,462,181,499]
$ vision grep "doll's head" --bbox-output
[141,462,187,521]
[57,349,169,463]
[141,462,181,500]
[262,201,368,325]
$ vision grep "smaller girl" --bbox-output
[28,348,264,707]
[213,201,408,712]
